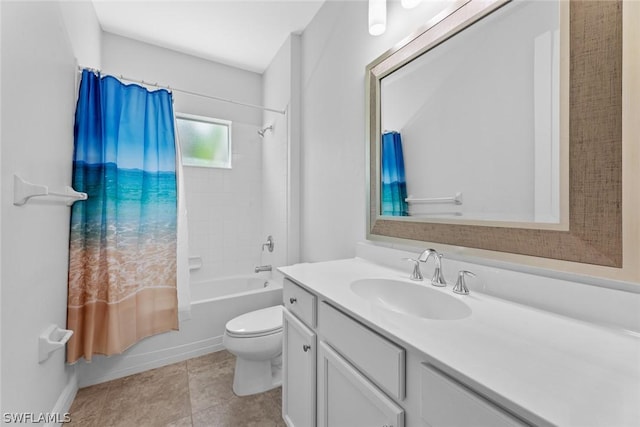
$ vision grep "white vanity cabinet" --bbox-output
[283,278,318,427]
[278,255,640,427]
[283,278,406,427]
[282,277,523,427]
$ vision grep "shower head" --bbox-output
[257,125,273,137]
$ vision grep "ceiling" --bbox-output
[91,0,326,74]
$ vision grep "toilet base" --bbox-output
[232,355,282,396]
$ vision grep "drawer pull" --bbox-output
[289,297,297,304]
[303,344,311,352]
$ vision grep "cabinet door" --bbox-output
[283,309,316,427]
[318,341,404,427]
[420,364,527,427]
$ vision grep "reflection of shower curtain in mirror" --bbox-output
[67,70,179,363]
[381,131,409,216]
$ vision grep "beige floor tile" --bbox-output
[99,362,191,427]
[264,387,282,408]
[187,355,237,413]
[191,390,282,427]
[67,382,111,426]
[68,351,283,427]
[164,415,193,427]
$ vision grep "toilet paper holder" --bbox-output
[39,324,73,363]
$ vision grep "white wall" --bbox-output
[59,0,102,68]
[300,1,452,261]
[102,33,265,281]
[1,0,85,417]
[262,34,302,269]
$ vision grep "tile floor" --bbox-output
[68,351,284,427]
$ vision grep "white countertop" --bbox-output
[279,257,640,427]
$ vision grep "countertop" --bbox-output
[279,257,640,427]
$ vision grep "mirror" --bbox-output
[381,0,563,224]
[366,0,622,267]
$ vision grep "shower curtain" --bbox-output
[381,131,409,216]
[67,70,179,363]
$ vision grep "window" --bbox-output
[176,113,232,168]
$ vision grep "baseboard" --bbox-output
[46,369,78,427]
[77,335,224,388]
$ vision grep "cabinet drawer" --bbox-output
[318,302,405,400]
[420,364,527,427]
[283,278,316,327]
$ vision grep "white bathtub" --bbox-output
[77,275,283,387]
[190,275,278,303]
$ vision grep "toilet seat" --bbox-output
[225,305,283,338]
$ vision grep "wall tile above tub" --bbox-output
[185,122,263,283]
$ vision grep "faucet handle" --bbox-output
[453,270,476,295]
[402,258,423,281]
[262,235,274,252]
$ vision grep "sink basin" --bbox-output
[350,279,471,320]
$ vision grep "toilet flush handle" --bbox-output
[289,297,297,304]
[303,344,311,352]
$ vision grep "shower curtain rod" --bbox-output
[77,66,286,115]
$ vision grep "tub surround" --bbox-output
[279,250,640,426]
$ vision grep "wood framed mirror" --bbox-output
[366,0,622,267]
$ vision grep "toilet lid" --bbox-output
[225,305,283,337]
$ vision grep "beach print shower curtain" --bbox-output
[67,70,178,363]
[381,131,409,216]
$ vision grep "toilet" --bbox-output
[223,305,283,396]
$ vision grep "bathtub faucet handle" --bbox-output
[262,235,274,252]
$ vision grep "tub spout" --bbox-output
[255,265,272,273]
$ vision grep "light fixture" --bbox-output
[401,0,422,9]
[369,0,387,36]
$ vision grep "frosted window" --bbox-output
[176,114,231,168]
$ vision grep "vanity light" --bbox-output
[401,0,422,9]
[369,0,387,36]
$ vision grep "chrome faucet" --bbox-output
[403,258,424,281]
[255,265,272,273]
[418,249,447,287]
[453,270,476,295]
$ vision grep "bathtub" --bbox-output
[76,274,283,387]
[190,275,278,303]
